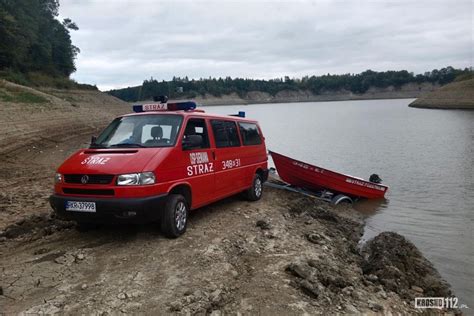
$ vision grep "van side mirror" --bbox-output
[91,135,97,145]
[182,135,202,150]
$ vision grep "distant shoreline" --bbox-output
[199,96,418,107]
[132,82,437,107]
[130,96,418,107]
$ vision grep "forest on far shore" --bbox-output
[108,67,472,102]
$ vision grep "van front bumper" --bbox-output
[49,194,168,224]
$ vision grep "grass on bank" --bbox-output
[0,79,49,104]
[454,72,473,82]
[0,89,48,104]
[0,70,98,91]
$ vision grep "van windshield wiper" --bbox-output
[109,143,146,148]
[89,144,107,149]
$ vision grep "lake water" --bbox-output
[203,99,474,310]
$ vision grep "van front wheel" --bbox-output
[244,173,263,201]
[161,194,188,238]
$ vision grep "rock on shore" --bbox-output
[362,232,452,300]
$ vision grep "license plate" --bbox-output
[65,201,96,212]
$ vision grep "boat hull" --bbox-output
[270,151,388,199]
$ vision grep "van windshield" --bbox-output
[92,114,183,148]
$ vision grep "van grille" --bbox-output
[63,188,115,196]
[64,174,114,185]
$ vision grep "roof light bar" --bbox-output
[229,111,245,118]
[133,101,197,113]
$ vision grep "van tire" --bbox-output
[161,194,188,238]
[244,173,263,201]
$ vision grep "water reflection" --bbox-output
[353,198,388,216]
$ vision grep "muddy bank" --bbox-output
[0,189,457,314]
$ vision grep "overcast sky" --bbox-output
[59,0,473,91]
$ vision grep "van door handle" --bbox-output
[212,151,216,160]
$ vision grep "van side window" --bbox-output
[183,118,210,149]
[211,120,241,148]
[238,122,262,146]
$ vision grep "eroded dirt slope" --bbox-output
[409,78,474,109]
[0,81,129,228]
[0,80,129,158]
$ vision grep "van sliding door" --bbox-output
[210,120,245,197]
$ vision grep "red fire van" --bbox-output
[50,101,268,237]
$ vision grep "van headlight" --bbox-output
[117,172,155,185]
[54,173,63,184]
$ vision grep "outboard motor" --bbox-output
[369,174,382,184]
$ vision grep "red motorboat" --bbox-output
[270,151,388,199]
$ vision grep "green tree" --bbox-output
[0,0,79,78]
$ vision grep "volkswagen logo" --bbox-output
[81,175,89,184]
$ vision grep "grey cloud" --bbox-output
[59,0,472,90]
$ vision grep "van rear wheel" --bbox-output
[161,194,188,238]
[244,173,263,201]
